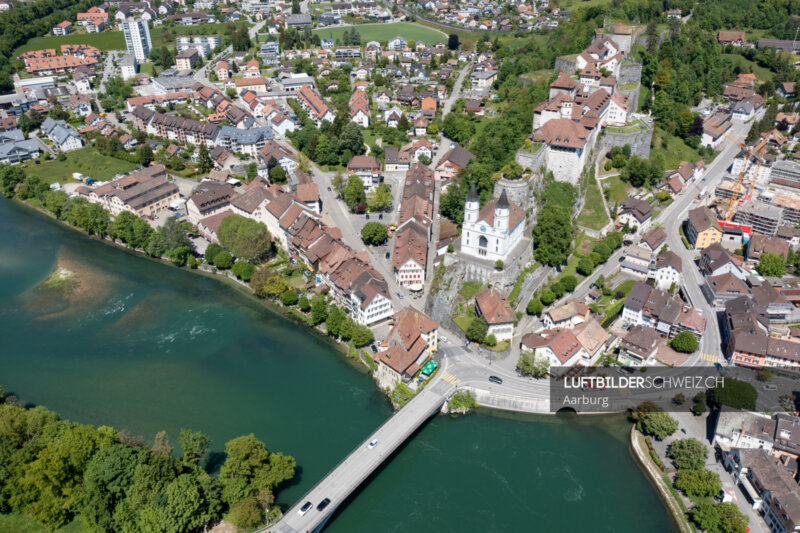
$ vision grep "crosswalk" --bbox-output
[441,371,461,386]
[699,353,723,364]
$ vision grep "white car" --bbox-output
[368,439,379,449]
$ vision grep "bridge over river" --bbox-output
[266,378,456,533]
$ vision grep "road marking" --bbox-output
[441,372,460,386]
[700,353,722,363]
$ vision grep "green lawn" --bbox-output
[650,129,702,170]
[14,31,125,55]
[559,0,614,9]
[458,280,483,299]
[577,175,610,230]
[453,315,472,333]
[606,119,647,134]
[721,53,774,82]
[601,175,632,205]
[313,22,446,45]
[21,148,139,186]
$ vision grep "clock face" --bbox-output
[480,226,486,232]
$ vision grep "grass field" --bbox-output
[150,22,249,49]
[577,175,610,230]
[313,22,446,45]
[558,0,613,9]
[458,280,483,299]
[21,147,139,185]
[722,53,774,82]
[650,128,702,170]
[601,175,633,205]
[14,31,125,55]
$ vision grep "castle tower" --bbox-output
[464,182,479,224]
[494,189,509,232]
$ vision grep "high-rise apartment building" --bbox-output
[121,18,152,62]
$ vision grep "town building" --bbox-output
[460,185,525,262]
[0,129,40,163]
[618,325,661,366]
[79,165,179,218]
[474,288,515,342]
[41,117,83,152]
[121,18,152,62]
[120,54,138,80]
[375,308,438,389]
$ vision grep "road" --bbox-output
[661,119,753,365]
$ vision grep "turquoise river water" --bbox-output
[0,198,675,532]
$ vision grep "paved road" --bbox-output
[267,376,455,533]
[661,119,753,365]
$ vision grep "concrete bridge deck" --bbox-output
[267,378,455,533]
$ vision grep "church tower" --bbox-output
[494,189,509,232]
[464,183,479,224]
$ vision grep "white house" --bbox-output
[475,288,515,342]
[542,299,590,330]
[653,250,682,291]
[40,117,83,152]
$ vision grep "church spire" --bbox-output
[497,189,509,209]
[467,182,479,202]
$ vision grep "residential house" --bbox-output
[714,406,776,451]
[475,288,516,342]
[620,245,652,278]
[704,272,751,309]
[0,129,41,163]
[186,181,236,223]
[640,228,666,253]
[346,155,382,190]
[617,197,654,232]
[296,85,335,127]
[618,325,661,366]
[40,117,83,151]
[80,165,179,218]
[375,307,439,389]
[53,21,72,36]
[175,48,199,70]
[542,299,590,329]
[653,250,682,291]
[521,328,586,367]
[435,145,475,181]
[686,206,723,249]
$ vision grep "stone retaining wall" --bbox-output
[597,126,653,159]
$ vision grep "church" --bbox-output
[460,184,526,262]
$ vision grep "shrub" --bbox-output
[561,275,577,292]
[485,334,497,346]
[298,296,310,311]
[669,331,698,353]
[214,251,234,269]
[526,298,543,315]
[280,289,299,306]
[231,261,255,281]
[668,438,708,470]
[205,243,223,264]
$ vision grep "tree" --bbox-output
[712,378,757,411]
[198,144,213,173]
[205,243,223,264]
[533,205,573,266]
[757,368,773,382]
[577,257,594,276]
[561,276,577,292]
[229,496,263,528]
[137,144,154,166]
[350,324,374,347]
[270,165,287,184]
[668,438,708,470]
[331,173,346,196]
[152,431,173,456]
[675,469,722,498]
[755,252,786,277]
[484,334,497,346]
[361,221,388,245]
[325,305,347,337]
[466,316,488,343]
[280,290,298,306]
[214,251,234,269]
[0,164,25,197]
[717,501,749,533]
[516,352,550,378]
[343,175,366,211]
[179,429,210,465]
[298,296,310,312]
[291,0,300,13]
[217,215,272,262]
[639,411,678,440]
[526,298,543,315]
[540,289,555,305]
[220,433,295,507]
[447,33,460,50]
[367,183,392,212]
[690,501,722,532]
[672,393,686,405]
[669,331,699,353]
[310,296,327,325]
[232,261,256,281]
[495,259,504,270]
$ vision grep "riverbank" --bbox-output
[629,425,693,533]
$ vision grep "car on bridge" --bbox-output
[368,439,379,449]
[298,501,312,516]
[317,498,331,511]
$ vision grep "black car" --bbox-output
[317,498,331,511]
[371,345,378,353]
[489,375,503,384]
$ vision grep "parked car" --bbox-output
[317,498,331,511]
[371,345,377,353]
[299,502,312,516]
[763,384,778,391]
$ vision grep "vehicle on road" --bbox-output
[327,186,331,191]
[371,344,377,353]
[385,252,390,259]
[368,439,379,449]
[396,292,404,299]
[489,375,503,384]
[317,498,331,511]
[441,336,448,343]
[763,384,777,391]
[299,502,312,515]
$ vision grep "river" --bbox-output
[0,198,675,532]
